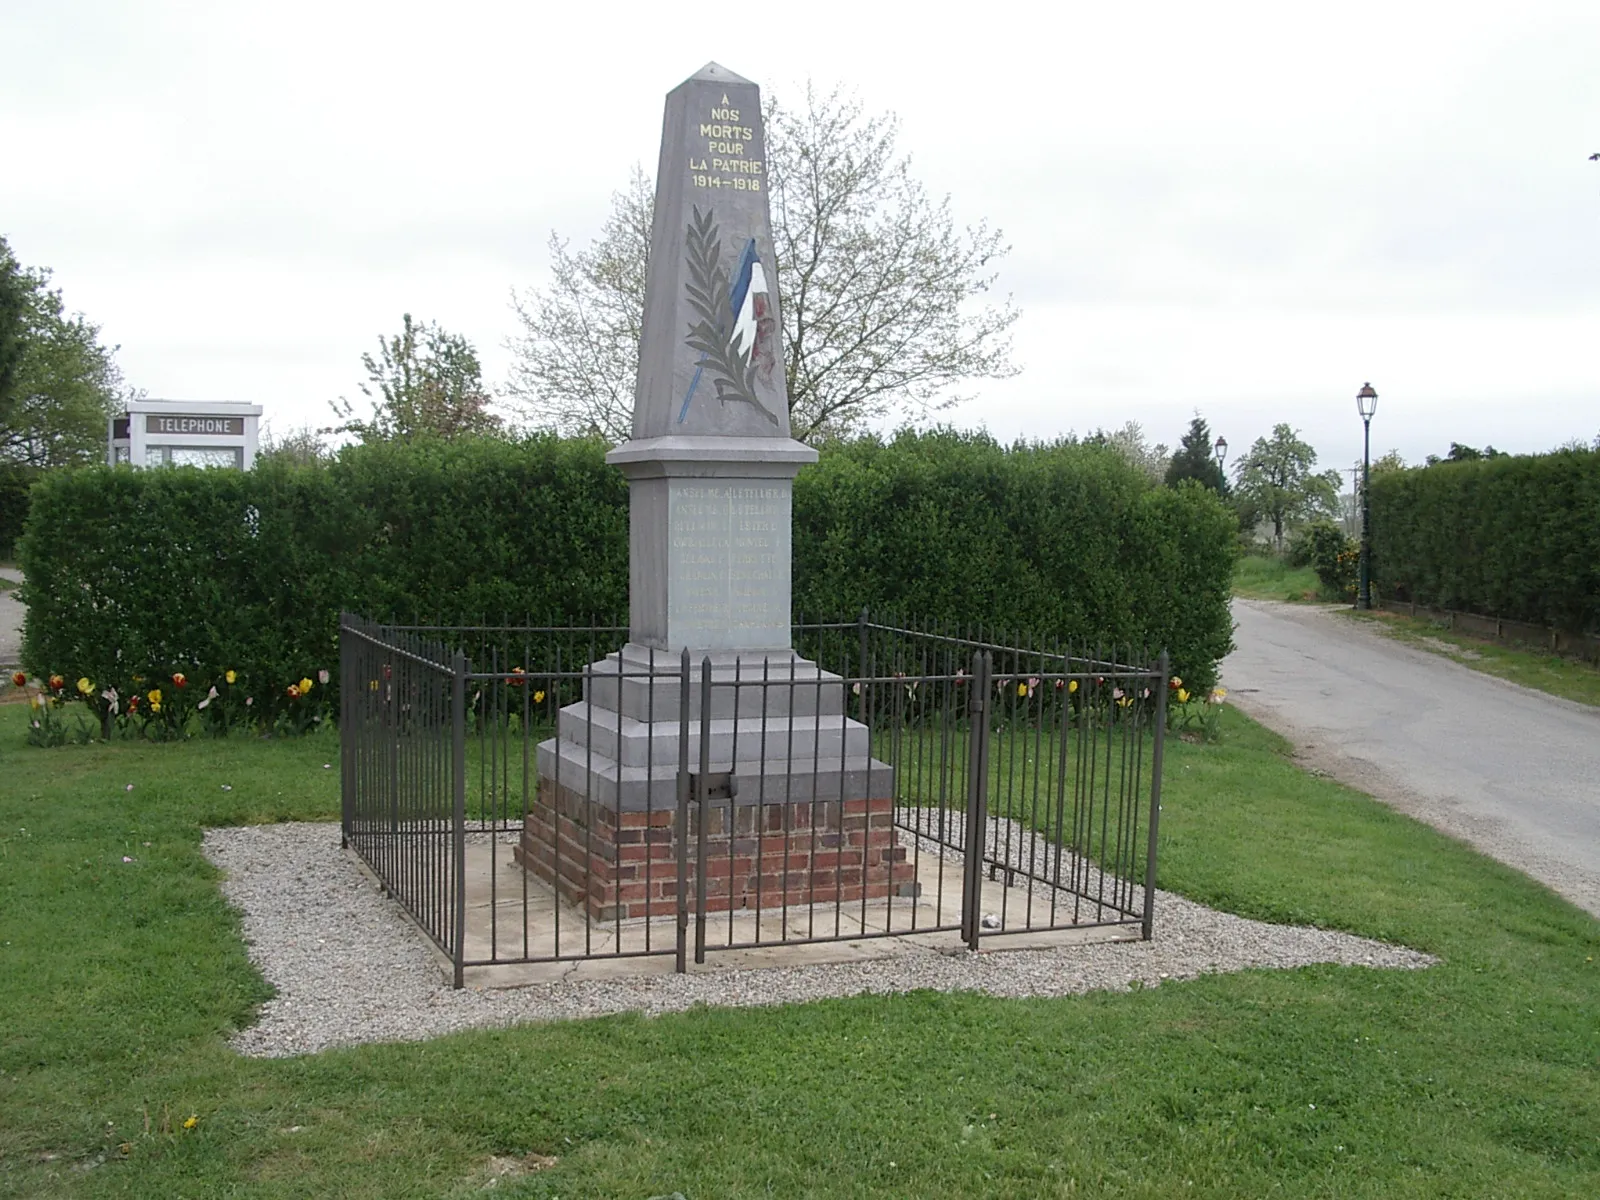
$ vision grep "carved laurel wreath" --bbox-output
[683,206,780,428]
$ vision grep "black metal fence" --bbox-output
[339,614,1169,987]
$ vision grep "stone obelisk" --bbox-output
[518,64,908,920]
[608,61,816,648]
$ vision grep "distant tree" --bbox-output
[1371,449,1407,473]
[1424,442,1508,466]
[0,236,127,468]
[1232,424,1342,552]
[1164,415,1227,494]
[1083,421,1169,484]
[506,85,1021,443]
[257,423,333,466]
[332,314,502,443]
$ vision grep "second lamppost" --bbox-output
[1356,382,1378,609]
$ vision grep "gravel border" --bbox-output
[205,822,1435,1059]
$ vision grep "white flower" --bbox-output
[318,669,330,686]
[197,685,219,711]
[100,687,119,715]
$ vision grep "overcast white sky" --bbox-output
[3,1,1597,475]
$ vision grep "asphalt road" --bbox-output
[1222,598,1600,919]
[0,572,21,668]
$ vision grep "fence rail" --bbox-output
[339,614,1169,986]
[1374,597,1600,663]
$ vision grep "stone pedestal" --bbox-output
[514,645,912,922]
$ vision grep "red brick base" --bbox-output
[513,781,916,921]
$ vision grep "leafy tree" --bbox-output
[1232,424,1341,552]
[1425,442,1507,466]
[1371,450,1407,474]
[507,85,1020,443]
[332,314,501,443]
[0,245,26,412]
[1164,415,1227,494]
[0,236,127,468]
[1084,421,1169,484]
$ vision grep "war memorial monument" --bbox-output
[515,64,913,919]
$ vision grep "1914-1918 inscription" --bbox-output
[667,482,788,643]
[687,97,763,192]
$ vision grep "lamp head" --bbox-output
[1356,382,1378,420]
[1214,435,1228,466]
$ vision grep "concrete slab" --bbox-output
[449,832,1142,989]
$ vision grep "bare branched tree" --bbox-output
[506,85,1020,443]
[506,170,653,441]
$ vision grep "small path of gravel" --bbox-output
[205,823,1435,1059]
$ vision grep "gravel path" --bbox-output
[205,822,1434,1059]
[1225,598,1600,917]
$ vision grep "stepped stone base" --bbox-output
[514,781,916,922]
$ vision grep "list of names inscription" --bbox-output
[667,483,788,643]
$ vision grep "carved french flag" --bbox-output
[728,238,771,370]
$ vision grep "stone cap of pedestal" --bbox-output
[557,700,871,769]
[583,646,847,721]
[606,435,818,479]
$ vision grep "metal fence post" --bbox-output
[694,655,713,965]
[857,607,870,720]
[1141,649,1169,941]
[451,649,468,989]
[962,650,992,950]
[676,649,691,974]
[339,614,353,849]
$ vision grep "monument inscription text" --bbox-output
[687,96,763,192]
[667,482,789,644]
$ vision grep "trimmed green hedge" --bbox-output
[18,436,628,726]
[793,432,1236,688]
[1369,448,1600,633]
[18,430,1236,726]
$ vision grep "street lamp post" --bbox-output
[1213,436,1229,491]
[1356,383,1378,609]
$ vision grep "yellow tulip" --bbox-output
[147,688,162,704]
[533,690,546,704]
[299,677,314,695]
[1177,688,1190,703]
[1068,679,1079,693]
[225,669,237,684]
[76,677,94,696]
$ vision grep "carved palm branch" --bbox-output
[683,207,780,428]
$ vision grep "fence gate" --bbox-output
[340,615,1168,987]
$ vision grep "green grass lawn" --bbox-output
[1341,609,1600,709]
[3,702,1598,1197]
[1233,555,1325,602]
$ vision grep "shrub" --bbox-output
[18,430,1238,735]
[1369,448,1600,632]
[1298,520,1358,601]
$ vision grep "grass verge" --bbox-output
[1343,608,1600,709]
[1,703,1597,1197]
[1233,555,1325,602]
